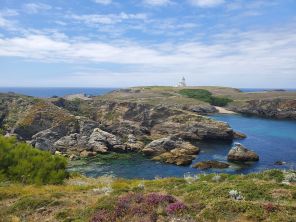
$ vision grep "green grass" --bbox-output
[179,89,233,106]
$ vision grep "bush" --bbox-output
[179,89,233,107]
[0,136,68,184]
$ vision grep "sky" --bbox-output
[0,0,295,88]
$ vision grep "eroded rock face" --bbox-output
[228,99,296,119]
[144,137,200,166]
[89,128,126,152]
[192,161,230,170]
[0,93,237,165]
[227,143,259,162]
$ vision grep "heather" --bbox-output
[0,170,295,221]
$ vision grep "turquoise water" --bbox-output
[68,114,296,179]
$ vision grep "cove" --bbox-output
[67,114,296,179]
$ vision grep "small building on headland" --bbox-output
[176,77,187,87]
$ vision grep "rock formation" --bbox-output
[227,143,259,162]
[192,161,230,170]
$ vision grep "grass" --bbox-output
[0,170,295,221]
[179,89,233,107]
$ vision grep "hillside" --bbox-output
[99,86,296,119]
[0,170,295,221]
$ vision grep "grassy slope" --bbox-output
[98,86,296,107]
[0,170,295,222]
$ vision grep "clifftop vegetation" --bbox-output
[179,89,233,107]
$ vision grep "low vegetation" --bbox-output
[0,170,295,221]
[179,89,233,106]
[0,136,68,185]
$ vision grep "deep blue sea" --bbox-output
[0,87,117,97]
[68,114,296,179]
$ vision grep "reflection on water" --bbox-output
[67,114,296,179]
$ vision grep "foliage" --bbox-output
[91,192,185,222]
[0,170,295,221]
[179,89,233,106]
[0,136,68,184]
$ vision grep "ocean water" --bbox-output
[0,87,117,97]
[68,114,296,179]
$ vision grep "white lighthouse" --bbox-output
[177,77,187,87]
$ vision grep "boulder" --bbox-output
[80,150,96,158]
[88,128,126,152]
[227,143,259,162]
[153,152,195,166]
[125,134,145,151]
[144,137,200,165]
[142,137,177,156]
[192,161,230,170]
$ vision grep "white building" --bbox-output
[177,77,186,87]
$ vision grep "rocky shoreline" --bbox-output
[1,86,294,167]
[0,93,237,166]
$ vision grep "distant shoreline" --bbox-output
[0,87,296,98]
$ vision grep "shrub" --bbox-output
[91,192,186,222]
[0,136,68,184]
[166,202,187,215]
[179,89,233,107]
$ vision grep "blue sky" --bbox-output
[0,0,295,87]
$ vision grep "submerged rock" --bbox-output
[192,161,230,170]
[227,143,259,162]
[234,131,247,139]
[274,161,286,165]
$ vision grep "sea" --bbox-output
[0,87,117,97]
[0,87,295,98]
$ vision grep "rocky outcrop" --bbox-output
[0,93,237,165]
[192,161,230,170]
[14,101,77,140]
[143,137,200,166]
[228,99,296,119]
[227,143,259,162]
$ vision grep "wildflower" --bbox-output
[212,174,221,182]
[92,186,113,195]
[166,202,187,215]
[282,171,296,184]
[184,173,199,184]
[138,182,145,190]
[229,189,244,200]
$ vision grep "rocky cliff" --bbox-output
[0,93,234,165]
[228,99,296,119]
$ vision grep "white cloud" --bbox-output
[23,3,52,14]
[93,0,112,5]
[189,0,224,7]
[0,10,18,30]
[144,0,172,6]
[70,13,147,25]
[0,27,295,70]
